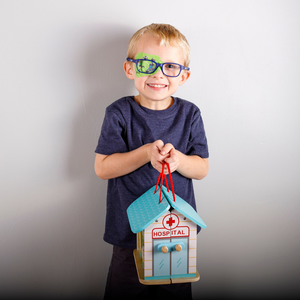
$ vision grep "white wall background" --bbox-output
[1,0,300,299]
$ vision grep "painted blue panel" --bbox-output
[162,186,207,229]
[127,185,170,233]
[171,237,188,275]
[153,239,170,277]
[171,273,197,279]
[157,241,184,253]
[127,185,207,234]
[145,275,170,281]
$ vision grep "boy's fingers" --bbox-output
[155,140,164,149]
[165,148,177,163]
[160,143,174,156]
[164,149,179,173]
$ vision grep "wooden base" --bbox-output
[133,249,200,285]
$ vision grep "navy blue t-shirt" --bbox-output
[95,96,209,249]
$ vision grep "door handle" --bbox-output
[157,242,185,253]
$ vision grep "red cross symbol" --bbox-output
[166,217,175,227]
[162,213,179,230]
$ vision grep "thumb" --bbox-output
[165,148,177,163]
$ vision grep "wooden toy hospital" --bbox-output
[127,162,207,285]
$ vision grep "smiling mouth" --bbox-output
[147,84,167,88]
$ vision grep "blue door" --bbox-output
[153,238,171,278]
[153,237,188,278]
[171,237,188,277]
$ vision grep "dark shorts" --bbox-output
[104,246,193,300]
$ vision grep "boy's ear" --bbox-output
[178,70,191,86]
[124,61,135,80]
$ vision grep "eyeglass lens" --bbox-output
[137,60,181,77]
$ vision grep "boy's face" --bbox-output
[124,34,190,110]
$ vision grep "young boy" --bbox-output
[95,23,209,299]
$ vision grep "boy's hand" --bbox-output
[163,146,179,173]
[148,140,179,173]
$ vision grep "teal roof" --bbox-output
[127,185,207,234]
[127,186,170,234]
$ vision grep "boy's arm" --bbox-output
[176,151,209,180]
[94,144,150,180]
[95,140,170,180]
[161,144,209,180]
[95,140,208,181]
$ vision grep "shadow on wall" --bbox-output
[68,28,133,180]
[65,27,134,298]
[0,26,135,300]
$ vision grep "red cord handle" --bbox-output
[154,162,176,203]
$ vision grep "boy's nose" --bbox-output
[151,67,165,78]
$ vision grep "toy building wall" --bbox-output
[185,219,197,275]
[143,210,198,279]
[143,212,167,278]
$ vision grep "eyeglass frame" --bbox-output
[126,57,190,78]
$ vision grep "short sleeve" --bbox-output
[186,109,209,158]
[95,108,128,155]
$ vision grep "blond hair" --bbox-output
[127,23,191,67]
